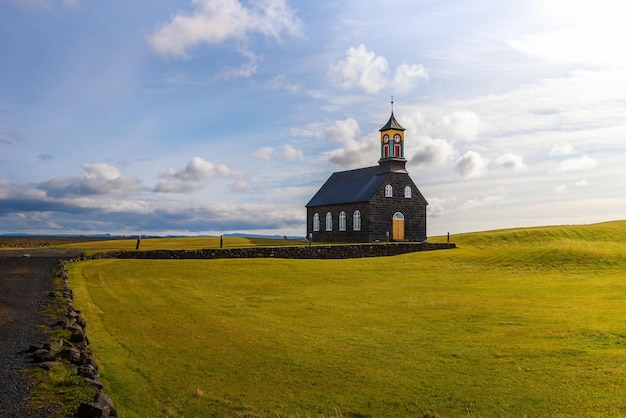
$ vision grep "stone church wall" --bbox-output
[87,242,455,260]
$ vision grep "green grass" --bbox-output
[68,220,626,417]
[28,276,96,416]
[58,236,307,253]
[27,363,97,418]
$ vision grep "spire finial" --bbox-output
[390,95,394,112]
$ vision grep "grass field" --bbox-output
[58,236,307,253]
[68,221,626,417]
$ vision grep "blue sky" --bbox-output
[1,0,625,237]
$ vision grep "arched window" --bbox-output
[385,184,393,197]
[325,212,333,231]
[393,134,402,157]
[404,186,412,198]
[313,213,320,231]
[353,210,361,231]
[339,211,346,231]
[382,135,390,158]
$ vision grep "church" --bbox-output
[306,108,428,243]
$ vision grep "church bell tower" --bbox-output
[378,100,407,174]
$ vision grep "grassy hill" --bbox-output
[68,221,626,417]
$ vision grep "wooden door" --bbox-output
[392,212,405,240]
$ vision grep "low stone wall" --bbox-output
[87,242,456,260]
[29,261,118,417]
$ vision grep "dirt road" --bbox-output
[0,249,82,417]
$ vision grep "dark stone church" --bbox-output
[306,109,428,243]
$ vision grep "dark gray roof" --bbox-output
[379,111,405,131]
[306,166,390,207]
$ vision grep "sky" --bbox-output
[1,0,625,237]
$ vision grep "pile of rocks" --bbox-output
[28,261,117,417]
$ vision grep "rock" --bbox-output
[70,331,87,344]
[80,356,98,370]
[39,361,61,370]
[78,364,98,380]
[76,401,111,418]
[60,347,81,364]
[44,338,64,353]
[28,344,43,353]
[67,323,84,334]
[94,392,117,416]
[76,315,87,329]
[32,349,55,363]
[83,378,104,390]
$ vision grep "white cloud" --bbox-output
[147,0,302,59]
[328,44,389,94]
[160,157,239,181]
[392,63,428,94]
[575,179,588,187]
[153,179,204,193]
[282,144,303,160]
[493,153,526,170]
[460,187,507,211]
[38,163,141,198]
[550,144,574,156]
[508,0,626,67]
[554,184,567,194]
[216,52,261,79]
[253,144,303,161]
[409,138,455,166]
[426,195,458,219]
[438,110,482,141]
[265,75,301,92]
[230,180,251,193]
[555,155,597,172]
[155,157,243,193]
[324,132,378,168]
[454,151,488,179]
[327,45,428,95]
[324,118,360,142]
[253,147,274,160]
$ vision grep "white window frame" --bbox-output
[385,184,393,197]
[353,210,361,231]
[313,213,320,231]
[339,211,346,231]
[325,212,333,231]
[404,186,412,198]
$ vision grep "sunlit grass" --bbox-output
[57,235,307,253]
[69,221,626,417]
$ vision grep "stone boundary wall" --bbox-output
[86,242,456,260]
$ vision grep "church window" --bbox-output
[353,210,361,231]
[313,213,320,231]
[339,211,346,231]
[393,134,402,157]
[382,135,390,158]
[404,186,412,198]
[325,212,333,231]
[385,184,393,197]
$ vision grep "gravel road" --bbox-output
[0,249,83,417]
